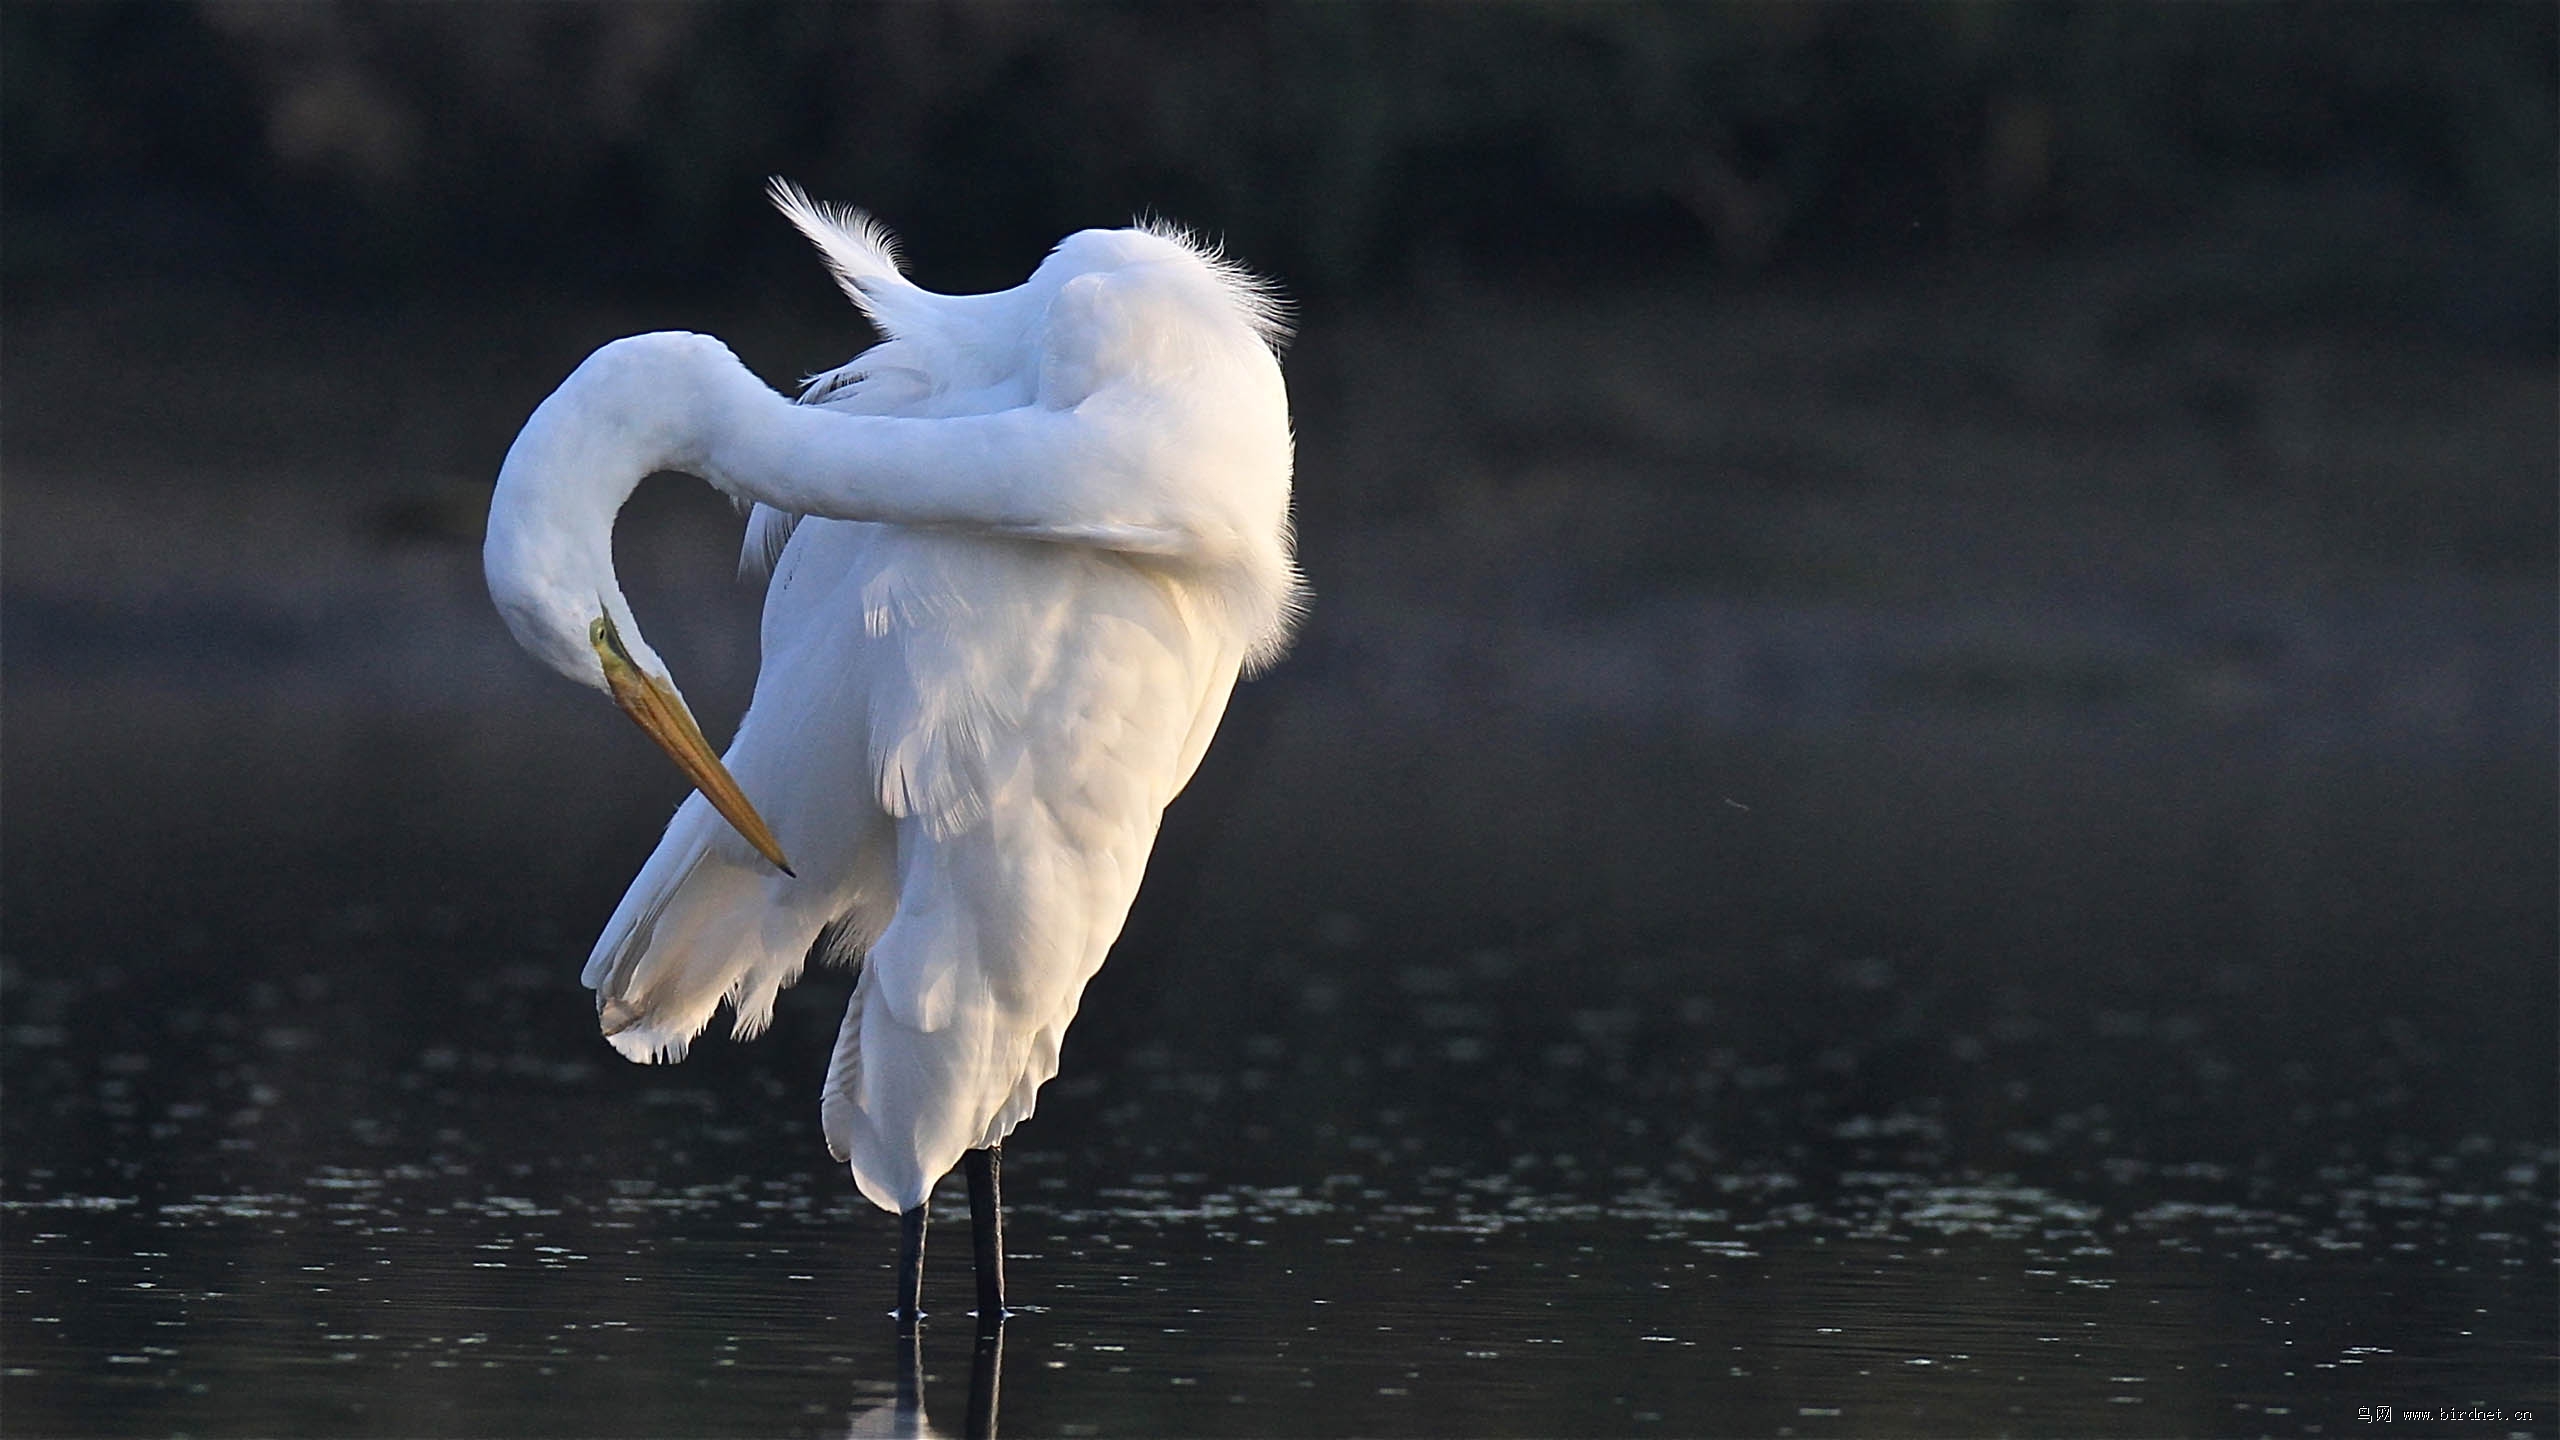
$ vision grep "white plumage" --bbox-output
[484,181,1299,1218]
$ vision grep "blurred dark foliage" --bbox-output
[5,0,2552,311]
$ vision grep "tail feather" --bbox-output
[977,1022,1062,1150]
[822,979,1040,1213]
[821,980,1073,1211]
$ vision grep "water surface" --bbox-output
[6,667,2550,1436]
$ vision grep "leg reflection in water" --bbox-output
[846,1321,1005,1440]
[965,1325,1003,1439]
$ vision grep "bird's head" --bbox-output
[485,347,795,876]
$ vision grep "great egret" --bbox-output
[485,180,1300,1322]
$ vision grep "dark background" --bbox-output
[6,0,2555,1267]
[9,3,2557,309]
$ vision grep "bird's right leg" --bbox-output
[963,1145,1006,1323]
[894,1200,929,1325]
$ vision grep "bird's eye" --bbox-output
[590,612,637,669]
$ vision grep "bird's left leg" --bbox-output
[894,1200,929,1325]
[963,1145,1006,1323]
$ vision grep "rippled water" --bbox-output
[5,1138,2548,1436]
[6,564,2555,1434]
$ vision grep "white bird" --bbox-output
[484,180,1300,1321]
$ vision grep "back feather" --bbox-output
[1132,214,1295,353]
[767,177,937,340]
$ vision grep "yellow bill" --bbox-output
[590,615,795,877]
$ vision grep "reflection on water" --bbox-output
[843,1326,999,1440]
[839,1322,998,1434]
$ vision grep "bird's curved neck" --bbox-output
[484,333,765,683]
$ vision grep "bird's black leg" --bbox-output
[963,1145,1006,1323]
[894,1200,929,1325]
